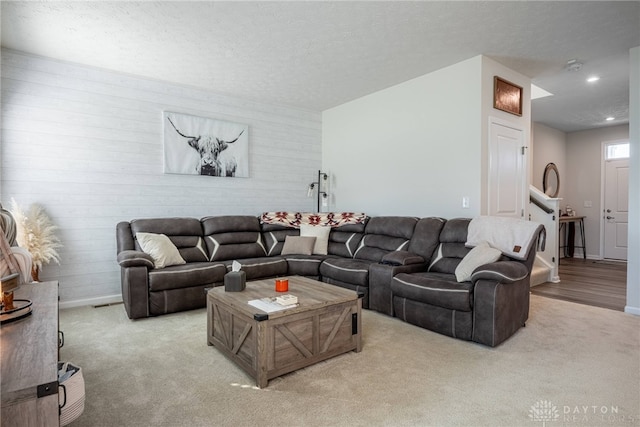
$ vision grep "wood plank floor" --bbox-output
[531,258,627,311]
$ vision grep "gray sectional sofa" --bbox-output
[116,213,544,347]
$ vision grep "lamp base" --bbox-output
[2,291,15,310]
[0,298,33,324]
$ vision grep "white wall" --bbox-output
[532,123,567,199]
[627,46,639,315]
[565,124,629,259]
[0,50,322,306]
[322,56,483,218]
[322,55,532,219]
[480,57,532,215]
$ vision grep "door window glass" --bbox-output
[605,142,629,160]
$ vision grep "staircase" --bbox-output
[529,185,561,286]
[531,259,551,287]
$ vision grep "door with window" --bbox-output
[603,142,629,260]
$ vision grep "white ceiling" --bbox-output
[1,1,639,133]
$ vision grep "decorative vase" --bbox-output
[31,266,39,282]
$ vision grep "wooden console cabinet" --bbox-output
[1,281,59,427]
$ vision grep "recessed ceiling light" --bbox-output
[587,76,600,83]
[606,117,615,121]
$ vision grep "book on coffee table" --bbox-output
[248,297,297,313]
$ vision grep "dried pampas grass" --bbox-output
[10,199,62,273]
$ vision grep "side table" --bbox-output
[559,216,586,259]
[1,281,60,427]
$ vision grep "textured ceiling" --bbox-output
[2,1,639,132]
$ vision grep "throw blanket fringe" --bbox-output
[466,216,544,260]
[260,212,367,228]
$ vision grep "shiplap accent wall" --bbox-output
[0,50,322,307]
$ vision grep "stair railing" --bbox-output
[529,185,561,283]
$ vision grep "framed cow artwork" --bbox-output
[163,112,249,177]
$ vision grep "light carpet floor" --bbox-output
[60,295,640,427]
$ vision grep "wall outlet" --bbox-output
[462,196,470,209]
[584,200,593,208]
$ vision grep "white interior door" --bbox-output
[488,120,526,218]
[603,158,629,260]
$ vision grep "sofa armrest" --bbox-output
[369,262,426,316]
[472,274,531,347]
[381,251,425,266]
[471,261,531,347]
[470,261,529,284]
[120,265,151,319]
[117,250,155,269]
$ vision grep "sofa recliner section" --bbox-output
[367,217,447,315]
[319,216,418,309]
[390,218,543,347]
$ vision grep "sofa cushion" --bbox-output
[169,236,209,263]
[300,224,330,255]
[130,217,203,236]
[136,232,186,269]
[327,223,366,258]
[354,216,417,262]
[222,257,288,280]
[319,258,371,287]
[455,241,501,282]
[281,236,316,255]
[283,254,326,277]
[428,218,472,275]
[148,262,227,292]
[130,218,208,263]
[261,224,299,256]
[202,216,267,261]
[392,272,474,312]
[408,217,447,262]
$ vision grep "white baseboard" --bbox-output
[624,306,640,316]
[60,294,123,310]
[561,254,601,261]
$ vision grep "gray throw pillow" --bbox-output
[280,236,317,256]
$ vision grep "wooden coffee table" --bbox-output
[207,276,362,388]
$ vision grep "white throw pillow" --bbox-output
[135,232,186,269]
[299,224,331,255]
[455,241,501,282]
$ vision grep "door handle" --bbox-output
[606,209,612,213]
[606,216,615,220]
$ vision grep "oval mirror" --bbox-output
[543,162,560,197]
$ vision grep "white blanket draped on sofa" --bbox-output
[466,216,545,260]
